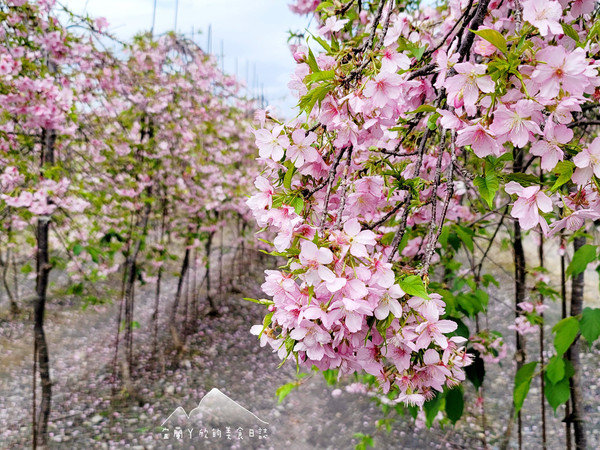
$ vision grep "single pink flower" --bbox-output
[456,123,501,158]
[490,100,542,148]
[505,181,553,230]
[287,129,318,168]
[444,62,494,112]
[523,0,563,37]
[530,121,572,170]
[363,72,404,108]
[532,47,591,99]
[573,137,600,185]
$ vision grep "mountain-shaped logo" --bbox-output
[160,388,268,430]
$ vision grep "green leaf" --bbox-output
[312,35,332,52]
[514,361,538,415]
[309,69,335,83]
[407,104,437,114]
[445,387,464,423]
[283,161,296,190]
[552,317,579,356]
[73,244,83,256]
[276,381,298,404]
[424,392,443,428]
[567,244,597,277]
[546,355,565,384]
[580,307,600,345]
[472,28,508,54]
[322,368,338,386]
[545,377,571,412]
[453,225,474,252]
[551,161,575,191]
[307,47,320,73]
[474,173,499,208]
[291,196,305,215]
[561,23,580,42]
[398,275,430,299]
[504,172,540,185]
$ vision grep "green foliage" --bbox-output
[513,361,538,415]
[545,356,565,384]
[398,275,430,299]
[424,392,443,427]
[552,317,579,356]
[580,307,600,345]
[353,433,374,450]
[551,161,575,191]
[445,387,464,424]
[567,244,597,277]
[474,173,499,209]
[276,373,307,404]
[472,28,508,54]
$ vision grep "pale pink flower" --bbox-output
[254,125,288,161]
[547,209,600,237]
[490,101,542,148]
[530,121,572,170]
[444,62,494,112]
[363,72,404,108]
[374,284,405,320]
[523,0,563,37]
[298,240,334,286]
[532,47,591,99]
[287,129,318,168]
[415,318,458,350]
[318,17,349,36]
[381,49,411,73]
[573,137,600,185]
[505,181,553,230]
[343,218,377,258]
[456,123,501,158]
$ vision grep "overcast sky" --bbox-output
[62,0,313,116]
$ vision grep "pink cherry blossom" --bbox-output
[523,0,563,37]
[490,101,542,148]
[530,121,572,170]
[374,284,404,320]
[505,181,553,229]
[531,46,592,99]
[363,72,404,108]
[573,137,600,185]
[254,125,288,161]
[444,62,494,113]
[287,129,318,168]
[456,122,501,158]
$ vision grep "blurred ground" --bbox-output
[0,239,599,449]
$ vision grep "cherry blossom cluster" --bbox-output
[249,0,600,409]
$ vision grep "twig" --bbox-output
[320,146,350,231]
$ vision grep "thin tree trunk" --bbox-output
[33,126,56,447]
[568,236,587,450]
[123,194,152,374]
[191,248,198,327]
[561,233,572,450]
[502,150,527,450]
[513,151,527,450]
[538,235,547,450]
[1,242,19,316]
[152,199,168,357]
[205,231,217,314]
[169,245,190,346]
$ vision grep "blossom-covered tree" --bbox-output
[250,0,600,447]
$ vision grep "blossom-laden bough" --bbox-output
[248,0,600,442]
